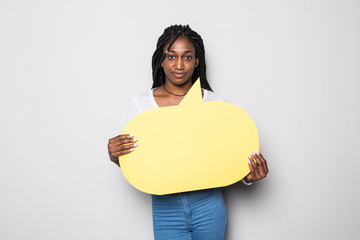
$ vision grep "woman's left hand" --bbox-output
[243,151,269,183]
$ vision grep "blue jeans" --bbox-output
[152,188,227,240]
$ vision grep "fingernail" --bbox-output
[133,144,138,147]
[129,149,134,152]
[252,152,255,156]
[248,154,252,159]
[133,138,138,142]
[248,160,251,164]
[256,151,260,155]
[129,135,134,137]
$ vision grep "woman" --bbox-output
[108,25,269,240]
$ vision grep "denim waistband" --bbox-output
[152,188,222,206]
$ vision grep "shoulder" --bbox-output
[203,89,225,102]
[128,90,158,120]
[130,91,152,107]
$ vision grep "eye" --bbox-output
[184,56,193,60]
[167,55,176,60]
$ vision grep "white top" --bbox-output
[128,89,225,121]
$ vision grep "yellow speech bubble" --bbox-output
[120,79,259,195]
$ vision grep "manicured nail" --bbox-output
[129,135,134,137]
[252,152,255,156]
[248,154,252,159]
[248,160,251,164]
[132,138,138,142]
[129,149,134,152]
[133,144,138,147]
[256,151,260,155]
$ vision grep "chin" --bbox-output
[169,78,192,86]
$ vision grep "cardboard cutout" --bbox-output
[120,79,259,195]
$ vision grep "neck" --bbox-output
[164,81,192,95]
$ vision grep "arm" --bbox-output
[108,96,141,167]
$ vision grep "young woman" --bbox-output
[108,25,269,240]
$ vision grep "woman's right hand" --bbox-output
[108,134,138,167]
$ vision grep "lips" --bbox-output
[172,72,186,78]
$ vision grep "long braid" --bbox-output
[151,25,212,91]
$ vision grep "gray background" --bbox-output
[1,0,359,239]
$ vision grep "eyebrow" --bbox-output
[168,50,193,53]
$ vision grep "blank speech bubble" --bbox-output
[120,79,259,195]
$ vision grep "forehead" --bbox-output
[164,37,195,52]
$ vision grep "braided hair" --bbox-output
[151,25,212,91]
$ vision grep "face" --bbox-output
[162,37,199,87]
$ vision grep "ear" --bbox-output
[195,58,199,68]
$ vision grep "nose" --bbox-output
[175,58,185,70]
